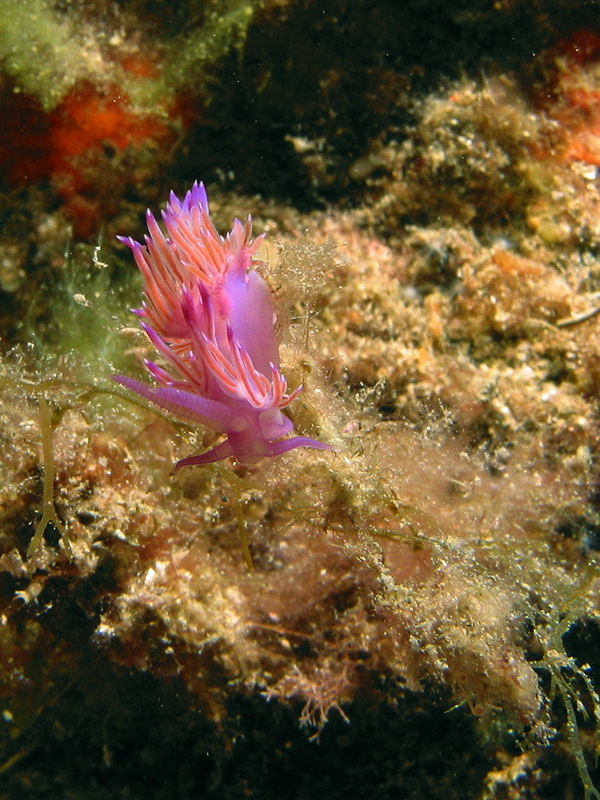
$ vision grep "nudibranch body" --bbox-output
[114,182,332,467]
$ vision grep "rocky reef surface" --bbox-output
[2,1,600,798]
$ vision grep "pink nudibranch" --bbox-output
[114,182,332,467]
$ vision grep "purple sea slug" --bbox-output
[114,182,332,468]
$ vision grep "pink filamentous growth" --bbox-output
[114,182,332,467]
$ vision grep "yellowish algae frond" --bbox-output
[0,0,273,112]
